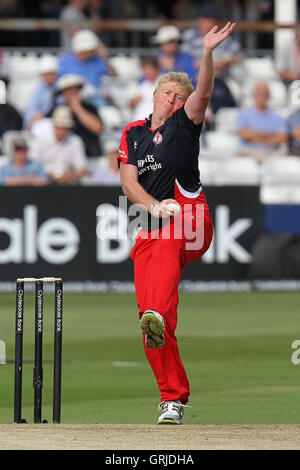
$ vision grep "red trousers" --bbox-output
[130,187,213,404]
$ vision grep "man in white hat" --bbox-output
[30,105,88,185]
[58,29,116,107]
[153,25,197,86]
[23,55,58,130]
[53,73,103,157]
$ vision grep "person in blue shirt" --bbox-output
[152,25,197,87]
[237,82,288,156]
[58,29,116,107]
[23,55,58,130]
[181,3,242,79]
[0,135,48,186]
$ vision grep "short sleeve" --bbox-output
[173,105,203,131]
[118,122,139,167]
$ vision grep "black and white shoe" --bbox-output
[140,310,165,349]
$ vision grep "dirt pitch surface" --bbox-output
[0,424,300,450]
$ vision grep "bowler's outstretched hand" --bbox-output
[203,22,236,51]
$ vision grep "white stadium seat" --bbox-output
[212,157,260,186]
[242,57,279,81]
[260,184,300,204]
[214,107,239,133]
[7,78,39,113]
[98,106,124,130]
[204,131,240,155]
[199,157,259,186]
[260,156,300,185]
[109,55,142,81]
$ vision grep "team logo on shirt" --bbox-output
[153,132,163,145]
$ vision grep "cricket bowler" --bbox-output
[118,22,236,424]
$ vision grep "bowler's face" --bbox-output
[153,82,187,118]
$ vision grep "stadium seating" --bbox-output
[260,184,300,204]
[242,56,279,81]
[200,157,260,186]
[1,51,299,193]
[260,156,300,184]
[108,54,142,81]
[214,107,239,134]
[204,131,240,156]
[98,105,124,131]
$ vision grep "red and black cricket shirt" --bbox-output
[118,105,203,228]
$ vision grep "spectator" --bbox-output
[278,25,300,84]
[59,0,88,50]
[152,25,197,86]
[92,140,121,185]
[236,82,288,159]
[30,106,87,185]
[181,3,242,78]
[23,55,58,130]
[129,57,161,121]
[53,74,103,157]
[58,28,116,107]
[0,135,48,186]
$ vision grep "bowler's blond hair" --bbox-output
[155,72,194,98]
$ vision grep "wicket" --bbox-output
[14,277,63,424]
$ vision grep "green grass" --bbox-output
[0,292,299,424]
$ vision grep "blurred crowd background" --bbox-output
[0,0,299,204]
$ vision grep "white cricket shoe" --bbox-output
[157,400,184,425]
[140,310,165,349]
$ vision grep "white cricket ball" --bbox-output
[165,202,181,216]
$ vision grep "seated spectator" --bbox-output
[49,74,103,157]
[59,0,88,50]
[23,55,58,130]
[58,28,116,107]
[236,82,288,159]
[152,25,197,86]
[92,140,120,185]
[30,106,87,185]
[0,102,22,138]
[278,25,300,84]
[181,3,242,78]
[0,135,48,186]
[128,57,161,121]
